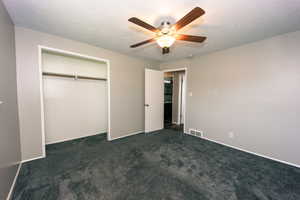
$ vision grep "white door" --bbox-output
[145,69,164,133]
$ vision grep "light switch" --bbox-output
[189,92,193,97]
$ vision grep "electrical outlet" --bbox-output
[228,132,234,138]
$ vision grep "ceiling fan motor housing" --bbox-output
[160,21,173,34]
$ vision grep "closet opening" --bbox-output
[38,46,110,156]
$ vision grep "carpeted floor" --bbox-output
[12,129,300,200]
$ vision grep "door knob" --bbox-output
[145,104,150,107]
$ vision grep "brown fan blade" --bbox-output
[176,34,206,43]
[128,17,158,32]
[130,38,155,48]
[174,7,205,31]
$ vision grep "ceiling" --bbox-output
[3,0,300,61]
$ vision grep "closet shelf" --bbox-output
[42,72,107,81]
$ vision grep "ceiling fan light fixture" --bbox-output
[156,35,175,48]
[128,7,206,54]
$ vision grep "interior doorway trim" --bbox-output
[162,67,187,133]
[38,45,111,157]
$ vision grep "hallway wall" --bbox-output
[171,71,185,124]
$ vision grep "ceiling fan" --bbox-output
[128,7,206,54]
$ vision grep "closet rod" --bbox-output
[42,72,107,81]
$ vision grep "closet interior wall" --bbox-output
[42,50,108,144]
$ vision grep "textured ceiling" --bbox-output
[3,0,300,61]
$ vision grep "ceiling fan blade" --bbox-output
[176,34,206,43]
[173,7,205,31]
[130,38,155,48]
[128,17,158,32]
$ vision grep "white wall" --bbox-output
[160,30,300,166]
[181,73,186,124]
[171,71,186,124]
[15,27,159,161]
[42,51,107,144]
[172,72,180,124]
[43,51,107,77]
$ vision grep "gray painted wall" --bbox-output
[14,27,158,161]
[160,30,300,166]
[0,1,21,199]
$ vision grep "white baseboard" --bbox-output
[21,155,45,164]
[191,134,300,169]
[22,131,144,163]
[22,132,106,164]
[6,163,22,200]
[46,131,107,145]
[109,130,144,141]
[145,128,164,134]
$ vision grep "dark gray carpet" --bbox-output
[12,129,300,200]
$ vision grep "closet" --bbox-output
[41,50,108,144]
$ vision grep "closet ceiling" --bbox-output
[3,0,300,61]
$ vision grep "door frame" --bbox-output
[162,68,187,133]
[38,45,111,157]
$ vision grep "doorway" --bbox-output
[144,68,187,134]
[163,69,186,132]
